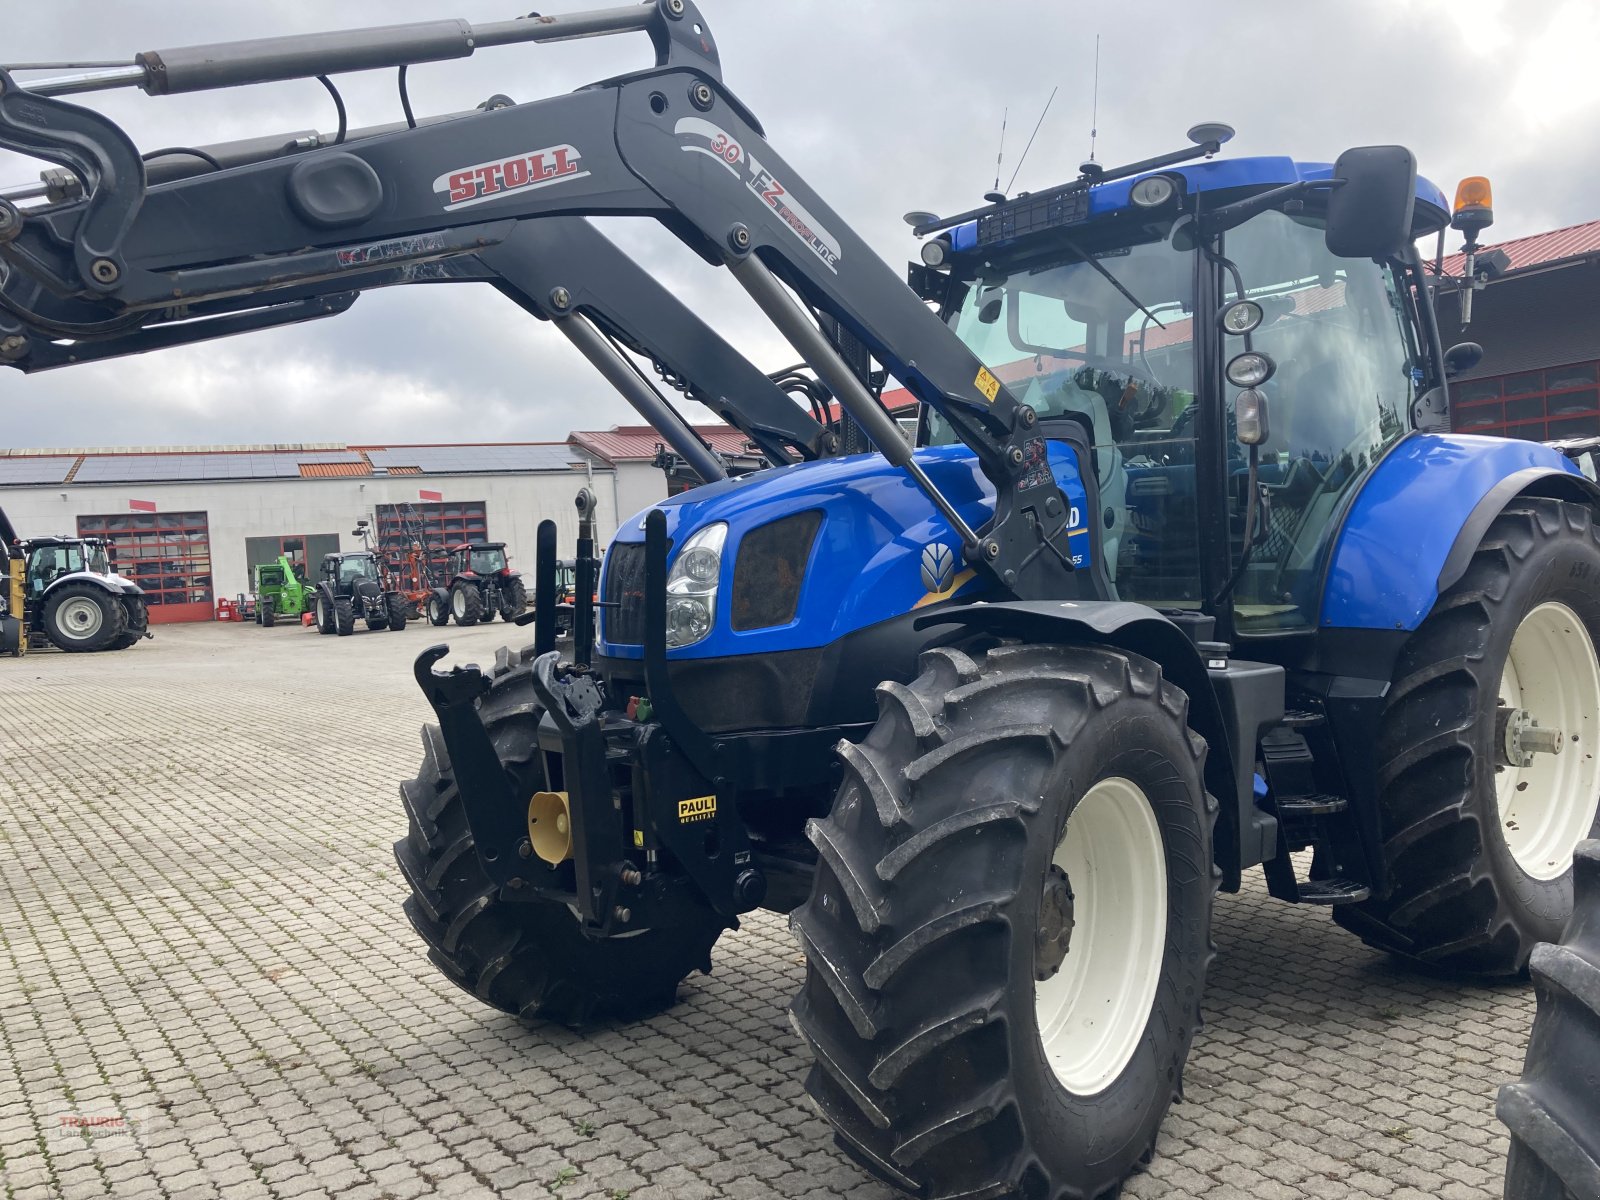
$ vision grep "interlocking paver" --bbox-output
[0,621,1534,1197]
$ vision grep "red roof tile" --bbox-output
[569,425,753,463]
[1441,218,1600,278]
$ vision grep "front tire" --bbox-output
[386,592,408,632]
[316,591,336,635]
[1499,840,1600,1200]
[108,597,148,650]
[499,578,528,621]
[393,645,724,1025]
[1338,498,1600,975]
[334,596,355,637]
[42,585,127,653]
[451,583,483,627]
[790,643,1216,1200]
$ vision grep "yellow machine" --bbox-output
[1,506,23,656]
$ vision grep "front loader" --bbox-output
[5,8,1599,1198]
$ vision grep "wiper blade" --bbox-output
[1056,232,1166,330]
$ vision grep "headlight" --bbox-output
[666,522,727,648]
[1226,350,1277,388]
[1220,299,1263,335]
[1129,174,1176,209]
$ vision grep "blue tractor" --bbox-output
[4,6,1596,1196]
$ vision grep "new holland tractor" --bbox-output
[4,7,1597,1195]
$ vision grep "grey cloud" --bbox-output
[2,1,1596,447]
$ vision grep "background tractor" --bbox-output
[6,7,1599,1198]
[0,509,148,652]
[429,541,526,627]
[314,551,407,637]
[251,554,312,627]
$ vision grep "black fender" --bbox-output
[916,599,1286,890]
[1439,466,1600,594]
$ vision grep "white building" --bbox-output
[0,426,748,623]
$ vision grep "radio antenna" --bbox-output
[991,107,1009,196]
[1006,86,1057,194]
[1088,35,1101,163]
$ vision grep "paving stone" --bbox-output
[0,622,1529,1198]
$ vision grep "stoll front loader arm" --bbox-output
[0,0,1078,598]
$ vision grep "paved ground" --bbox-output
[0,621,1531,1200]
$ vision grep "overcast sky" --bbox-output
[2,0,1596,450]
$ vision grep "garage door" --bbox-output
[78,511,214,623]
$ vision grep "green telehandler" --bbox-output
[251,555,311,627]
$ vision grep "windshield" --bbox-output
[339,555,376,584]
[470,548,506,574]
[936,220,1201,603]
[1221,210,1418,631]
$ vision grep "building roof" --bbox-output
[567,425,752,464]
[1441,218,1600,279]
[0,442,599,487]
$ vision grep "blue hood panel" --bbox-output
[600,443,1092,660]
[1321,433,1583,631]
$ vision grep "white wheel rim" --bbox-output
[452,590,466,618]
[1496,601,1600,880]
[1034,776,1167,1096]
[58,597,103,639]
[317,597,327,624]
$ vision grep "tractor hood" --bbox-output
[597,442,1093,660]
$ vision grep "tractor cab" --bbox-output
[322,551,382,590]
[921,144,1457,641]
[448,542,510,578]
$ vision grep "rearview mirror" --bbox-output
[1443,341,1484,376]
[1325,145,1417,259]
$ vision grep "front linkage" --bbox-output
[413,505,831,937]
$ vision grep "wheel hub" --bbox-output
[1497,704,1566,769]
[1034,864,1075,981]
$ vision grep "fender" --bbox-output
[915,599,1286,891]
[1321,433,1591,631]
[42,571,136,598]
[1437,466,1600,594]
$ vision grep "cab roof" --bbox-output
[948,155,1450,253]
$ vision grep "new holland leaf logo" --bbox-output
[921,542,955,593]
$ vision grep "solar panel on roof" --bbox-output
[0,457,77,485]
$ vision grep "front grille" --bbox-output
[602,541,648,645]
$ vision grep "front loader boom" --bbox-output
[0,0,1076,599]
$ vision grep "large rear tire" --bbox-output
[386,592,408,632]
[1337,498,1600,975]
[393,644,725,1025]
[1498,840,1600,1199]
[42,584,127,653]
[427,589,451,627]
[790,643,1216,1200]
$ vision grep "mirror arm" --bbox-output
[1199,178,1343,237]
